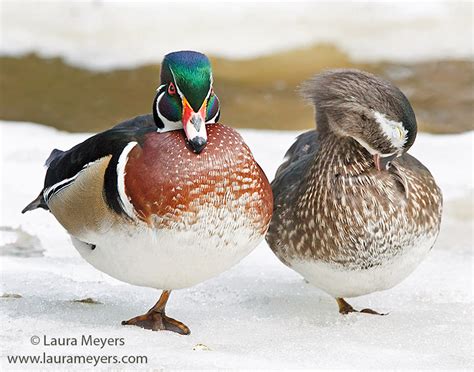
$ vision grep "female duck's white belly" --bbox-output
[72,209,262,290]
[289,232,437,298]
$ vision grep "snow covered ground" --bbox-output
[1,1,472,69]
[0,121,473,369]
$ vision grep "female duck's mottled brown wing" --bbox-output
[271,130,320,206]
[391,152,443,211]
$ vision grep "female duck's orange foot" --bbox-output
[336,298,386,316]
[336,297,358,314]
[359,307,386,315]
[121,312,190,334]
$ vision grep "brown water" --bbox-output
[1,45,472,133]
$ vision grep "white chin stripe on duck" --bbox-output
[207,107,220,124]
[155,88,182,133]
[372,110,408,150]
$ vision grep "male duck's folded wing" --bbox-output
[22,114,156,214]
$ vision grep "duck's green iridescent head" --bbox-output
[153,51,220,153]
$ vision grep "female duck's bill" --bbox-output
[153,51,221,153]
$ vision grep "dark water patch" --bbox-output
[364,60,474,134]
[0,45,472,133]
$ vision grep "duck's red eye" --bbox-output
[168,82,176,95]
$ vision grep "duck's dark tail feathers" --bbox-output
[21,192,48,214]
[45,148,64,167]
[22,148,62,214]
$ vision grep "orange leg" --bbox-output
[122,290,190,335]
[336,298,385,316]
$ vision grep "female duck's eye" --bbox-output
[168,82,176,95]
[396,126,404,139]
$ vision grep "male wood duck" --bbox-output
[22,51,273,334]
[266,69,442,315]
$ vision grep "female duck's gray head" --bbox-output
[152,51,220,153]
[301,69,417,171]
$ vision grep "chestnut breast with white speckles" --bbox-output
[124,124,273,235]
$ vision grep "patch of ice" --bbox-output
[0,1,472,70]
[0,226,44,257]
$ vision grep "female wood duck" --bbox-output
[266,69,442,315]
[22,51,273,334]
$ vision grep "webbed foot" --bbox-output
[121,290,190,334]
[336,298,386,316]
[121,311,190,334]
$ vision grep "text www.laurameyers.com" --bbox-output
[6,335,148,367]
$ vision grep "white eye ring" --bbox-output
[395,126,404,139]
[373,110,407,150]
